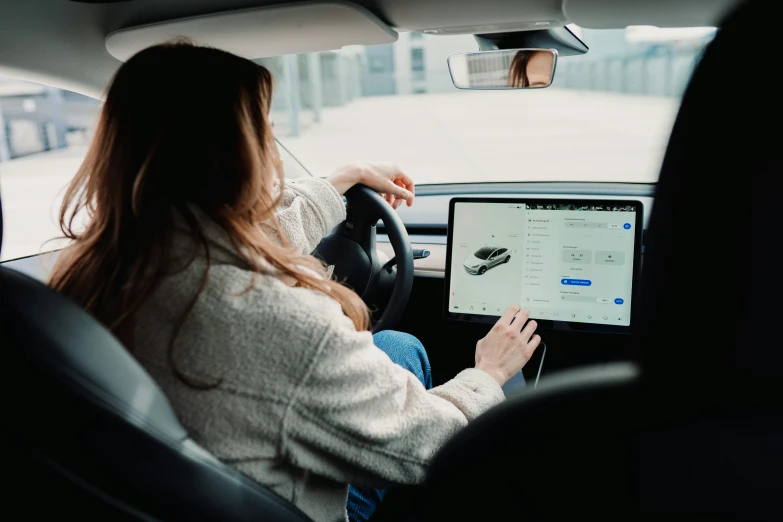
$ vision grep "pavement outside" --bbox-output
[0,89,680,261]
[281,89,679,182]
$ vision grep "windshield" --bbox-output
[264,26,715,185]
[473,247,495,260]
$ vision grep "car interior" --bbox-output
[1,0,780,520]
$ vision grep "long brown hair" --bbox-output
[507,51,532,88]
[49,42,369,353]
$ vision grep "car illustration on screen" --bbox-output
[463,246,511,275]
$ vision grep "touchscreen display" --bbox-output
[447,200,641,328]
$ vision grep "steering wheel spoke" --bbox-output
[312,185,413,332]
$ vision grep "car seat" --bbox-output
[0,194,313,519]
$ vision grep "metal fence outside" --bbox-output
[554,48,703,98]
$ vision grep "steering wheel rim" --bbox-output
[312,185,413,333]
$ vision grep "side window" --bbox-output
[497,248,507,255]
[0,78,99,261]
[0,78,313,263]
[277,139,312,179]
[489,250,498,259]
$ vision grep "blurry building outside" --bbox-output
[0,79,97,161]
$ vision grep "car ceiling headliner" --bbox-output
[0,0,739,99]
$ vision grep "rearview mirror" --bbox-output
[448,48,557,90]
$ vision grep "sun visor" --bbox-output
[563,0,739,28]
[106,1,398,62]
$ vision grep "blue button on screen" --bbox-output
[623,223,631,230]
[614,298,624,304]
[561,279,592,286]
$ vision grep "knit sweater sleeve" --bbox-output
[262,177,346,254]
[278,293,504,488]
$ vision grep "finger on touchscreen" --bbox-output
[514,308,531,328]
[500,304,521,324]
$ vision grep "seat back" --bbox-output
[0,194,311,520]
[420,1,783,520]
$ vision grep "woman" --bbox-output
[49,42,541,522]
[507,49,555,88]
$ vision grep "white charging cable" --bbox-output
[533,341,547,388]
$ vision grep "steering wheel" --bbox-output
[312,185,413,333]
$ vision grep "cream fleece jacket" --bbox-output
[132,177,505,522]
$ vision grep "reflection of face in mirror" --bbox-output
[507,50,555,88]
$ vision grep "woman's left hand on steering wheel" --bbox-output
[327,162,415,210]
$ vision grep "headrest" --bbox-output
[637,0,783,388]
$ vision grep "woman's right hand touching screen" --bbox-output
[475,305,541,386]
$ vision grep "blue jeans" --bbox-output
[346,330,433,522]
